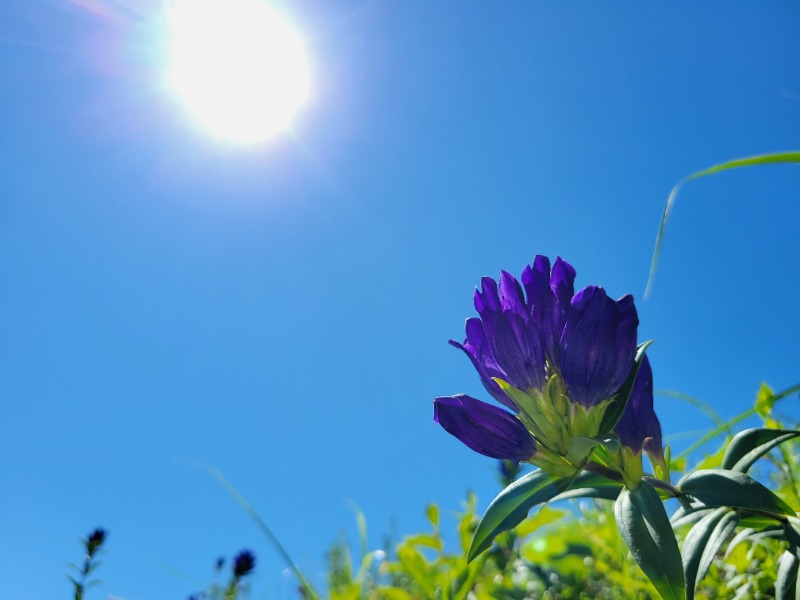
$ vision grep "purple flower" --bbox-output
[450,256,637,409]
[614,355,663,456]
[439,255,641,467]
[434,395,537,461]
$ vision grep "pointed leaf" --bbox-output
[550,470,622,502]
[426,504,439,529]
[614,481,686,599]
[755,383,777,418]
[721,428,800,473]
[785,517,800,549]
[671,506,715,529]
[678,469,795,516]
[776,550,800,600]
[598,341,653,435]
[468,469,573,561]
[682,507,738,600]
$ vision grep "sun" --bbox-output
[166,0,310,144]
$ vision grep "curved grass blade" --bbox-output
[682,507,738,600]
[657,389,729,433]
[721,428,800,473]
[188,461,319,599]
[645,151,800,298]
[678,469,795,516]
[615,480,686,599]
[675,384,800,462]
[468,469,573,562]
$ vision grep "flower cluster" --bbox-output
[434,255,664,480]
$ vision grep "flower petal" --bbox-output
[521,255,576,363]
[474,274,545,391]
[614,355,663,455]
[558,286,638,407]
[434,395,537,461]
[549,256,576,347]
[449,318,518,411]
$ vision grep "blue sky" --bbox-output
[1,1,799,598]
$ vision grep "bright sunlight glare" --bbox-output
[166,0,310,144]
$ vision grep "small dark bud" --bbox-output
[86,528,107,556]
[498,459,521,486]
[215,556,225,571]
[233,550,255,578]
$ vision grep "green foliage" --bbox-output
[468,469,574,561]
[64,381,798,600]
[324,381,799,600]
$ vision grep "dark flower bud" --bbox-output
[498,459,521,487]
[86,528,107,556]
[233,549,256,578]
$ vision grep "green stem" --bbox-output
[642,476,681,499]
[676,409,754,460]
[584,461,623,483]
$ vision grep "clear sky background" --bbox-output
[1,1,799,598]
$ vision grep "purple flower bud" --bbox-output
[614,355,663,455]
[233,549,256,578]
[558,287,638,407]
[434,395,537,461]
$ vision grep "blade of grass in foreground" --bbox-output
[645,151,800,298]
[189,460,320,600]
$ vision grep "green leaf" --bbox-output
[645,151,800,297]
[375,587,413,600]
[678,469,795,516]
[785,516,800,548]
[395,545,437,597]
[550,470,622,502]
[776,550,800,600]
[671,506,714,529]
[721,427,800,473]
[467,469,573,562]
[515,505,566,538]
[404,534,443,551]
[614,480,686,600]
[755,382,777,418]
[682,507,738,600]
[426,504,439,530]
[598,341,653,435]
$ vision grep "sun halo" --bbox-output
[166,0,310,144]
